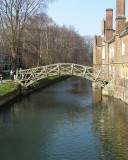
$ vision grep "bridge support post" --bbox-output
[44,66,48,78]
[15,69,18,82]
[71,64,74,75]
[58,63,60,76]
[92,85,102,104]
[83,67,87,78]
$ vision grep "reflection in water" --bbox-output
[92,87,102,105]
[0,77,128,160]
[92,97,128,160]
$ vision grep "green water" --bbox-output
[0,77,128,160]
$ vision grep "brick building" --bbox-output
[93,0,128,103]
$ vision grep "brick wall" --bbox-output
[105,9,113,41]
[116,0,125,17]
[93,0,128,104]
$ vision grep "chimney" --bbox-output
[116,0,126,34]
[102,19,106,36]
[105,9,113,41]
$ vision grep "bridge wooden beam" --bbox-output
[82,67,87,78]
[94,69,102,82]
[15,63,113,88]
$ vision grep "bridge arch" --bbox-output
[15,63,113,88]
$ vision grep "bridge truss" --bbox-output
[15,63,114,88]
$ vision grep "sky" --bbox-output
[47,0,128,36]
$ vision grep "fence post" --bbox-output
[0,74,2,83]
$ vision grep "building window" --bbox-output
[109,48,112,58]
[4,55,8,62]
[121,65,125,78]
[112,46,114,57]
[122,42,125,55]
[121,64,128,78]
[126,65,128,78]
[102,46,105,59]
[109,46,114,58]
[109,65,111,71]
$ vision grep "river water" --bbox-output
[0,77,128,160]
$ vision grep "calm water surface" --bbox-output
[0,77,128,160]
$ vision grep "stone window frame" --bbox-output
[121,64,128,79]
[109,45,114,59]
[109,48,112,58]
[121,65,125,78]
[109,65,112,71]
[122,41,125,56]
[112,46,114,58]
[102,46,105,59]
[125,64,128,79]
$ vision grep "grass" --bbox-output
[0,82,17,96]
[0,75,70,96]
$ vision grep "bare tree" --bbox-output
[83,36,93,65]
[0,0,93,69]
[21,13,55,67]
[0,0,53,70]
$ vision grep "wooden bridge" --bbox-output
[15,63,113,88]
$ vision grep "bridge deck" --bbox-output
[15,63,113,88]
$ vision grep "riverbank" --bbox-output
[0,75,70,107]
[93,80,128,104]
[102,84,128,104]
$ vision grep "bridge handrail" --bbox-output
[15,63,114,88]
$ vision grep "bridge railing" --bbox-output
[15,63,114,88]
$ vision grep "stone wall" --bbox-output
[0,89,19,107]
[102,84,128,104]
